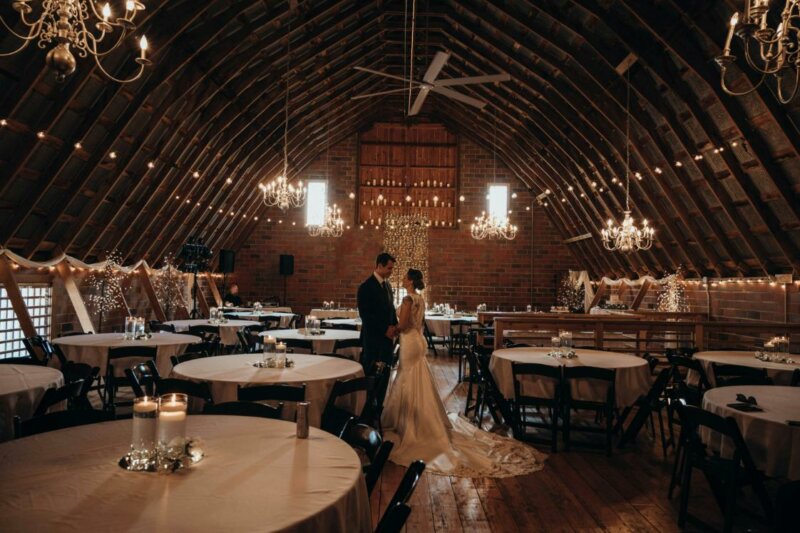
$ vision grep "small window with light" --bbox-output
[487,184,509,221]
[306,180,328,226]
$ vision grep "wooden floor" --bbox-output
[369,353,773,532]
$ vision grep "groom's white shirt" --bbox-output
[373,271,386,285]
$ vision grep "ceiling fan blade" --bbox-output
[430,86,486,109]
[354,66,416,84]
[351,87,409,100]
[422,51,450,84]
[408,87,430,116]
[434,73,511,87]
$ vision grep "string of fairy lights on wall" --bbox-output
[535,136,750,208]
[0,119,262,225]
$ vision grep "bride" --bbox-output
[381,269,546,478]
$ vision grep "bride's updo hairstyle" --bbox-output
[407,269,425,290]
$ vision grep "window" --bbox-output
[0,284,52,359]
[487,184,509,221]
[306,180,328,226]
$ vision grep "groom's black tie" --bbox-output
[383,281,392,303]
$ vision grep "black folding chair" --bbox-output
[33,380,85,416]
[170,351,209,368]
[562,366,617,456]
[332,337,362,359]
[321,376,376,437]
[105,346,158,413]
[792,368,800,387]
[342,422,393,495]
[374,460,426,533]
[617,368,673,456]
[203,401,282,419]
[150,322,176,333]
[238,384,306,419]
[156,378,213,405]
[13,409,113,438]
[512,362,562,452]
[711,363,773,387]
[283,338,314,354]
[674,404,772,533]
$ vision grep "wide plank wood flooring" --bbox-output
[369,353,773,532]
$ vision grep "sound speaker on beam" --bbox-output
[279,254,294,305]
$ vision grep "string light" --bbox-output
[152,255,185,320]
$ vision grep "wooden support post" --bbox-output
[494,319,505,351]
[137,265,166,322]
[54,262,96,333]
[588,281,607,309]
[694,323,705,351]
[197,286,210,317]
[631,280,652,311]
[0,257,37,339]
[205,273,222,307]
[595,321,604,350]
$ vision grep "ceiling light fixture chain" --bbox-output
[259,19,306,211]
[0,0,151,83]
[600,68,655,253]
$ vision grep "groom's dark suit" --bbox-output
[357,274,397,369]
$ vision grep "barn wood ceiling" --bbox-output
[1,0,799,279]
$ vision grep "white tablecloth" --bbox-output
[224,306,292,313]
[0,365,63,441]
[310,309,360,319]
[425,315,479,337]
[53,333,200,376]
[0,415,371,532]
[490,347,652,408]
[695,351,800,386]
[165,319,261,346]
[322,318,362,330]
[702,386,800,480]
[230,311,296,328]
[173,354,365,427]
[261,329,361,357]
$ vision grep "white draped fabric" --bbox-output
[260,329,361,357]
[172,354,364,427]
[0,365,63,441]
[0,415,371,532]
[490,347,652,408]
[694,351,800,386]
[702,386,800,480]
[165,319,260,346]
[53,332,199,376]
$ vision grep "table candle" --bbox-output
[131,396,157,468]
[276,342,287,368]
[158,394,188,448]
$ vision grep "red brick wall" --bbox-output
[234,133,580,315]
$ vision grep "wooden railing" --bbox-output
[488,314,800,355]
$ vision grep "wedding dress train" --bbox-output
[381,293,546,478]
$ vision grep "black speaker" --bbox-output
[279,254,294,276]
[219,249,235,273]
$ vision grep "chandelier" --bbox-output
[259,22,305,210]
[0,1,151,83]
[600,68,655,253]
[716,2,800,104]
[471,211,518,240]
[308,204,344,237]
[471,108,517,241]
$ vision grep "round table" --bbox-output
[229,311,295,328]
[702,386,800,480]
[165,319,261,346]
[261,328,361,357]
[695,350,799,386]
[490,347,652,408]
[172,354,365,427]
[0,415,371,532]
[0,365,63,441]
[53,332,200,376]
[321,318,362,330]
[425,315,478,338]
[310,309,360,319]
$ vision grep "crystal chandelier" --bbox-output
[601,68,654,253]
[259,23,305,210]
[716,2,800,104]
[0,1,151,83]
[471,109,517,241]
[470,211,518,240]
[308,204,344,237]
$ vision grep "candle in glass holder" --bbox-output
[263,335,276,363]
[131,396,158,469]
[158,394,188,451]
[275,342,287,368]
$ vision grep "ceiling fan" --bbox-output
[351,51,511,116]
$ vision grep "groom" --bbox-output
[357,252,398,370]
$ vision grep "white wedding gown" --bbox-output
[381,293,546,478]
